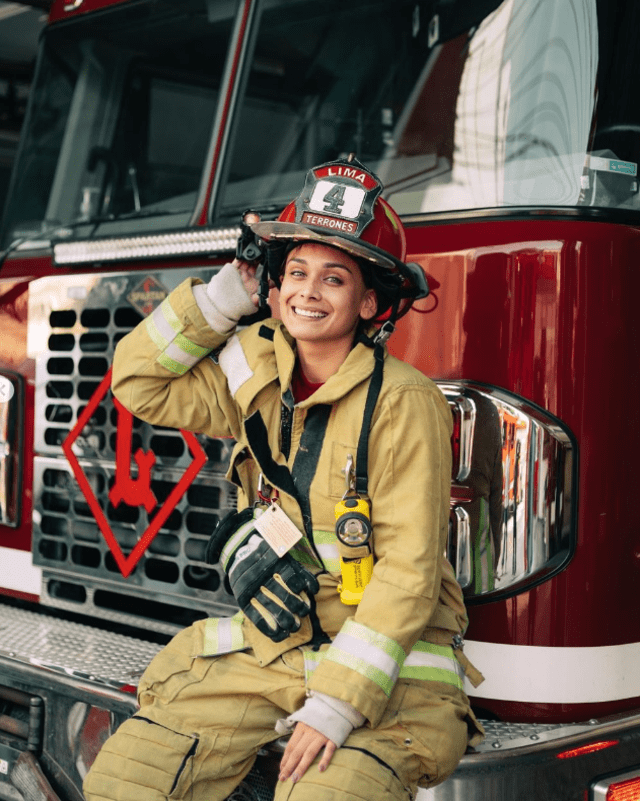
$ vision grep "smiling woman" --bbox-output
[85,157,483,801]
[276,243,377,381]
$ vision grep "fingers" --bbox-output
[232,258,261,307]
[279,723,337,784]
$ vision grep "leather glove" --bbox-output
[205,507,320,642]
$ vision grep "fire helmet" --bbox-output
[250,156,428,321]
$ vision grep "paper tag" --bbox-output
[253,504,302,556]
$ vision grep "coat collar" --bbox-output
[231,319,384,413]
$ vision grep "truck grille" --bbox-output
[30,268,239,634]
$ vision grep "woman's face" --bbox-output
[278,242,377,350]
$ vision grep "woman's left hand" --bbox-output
[279,722,337,783]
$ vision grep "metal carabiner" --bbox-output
[257,473,279,506]
[341,454,356,500]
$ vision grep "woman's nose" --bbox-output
[299,278,321,299]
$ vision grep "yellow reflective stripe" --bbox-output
[201,612,245,656]
[399,665,464,689]
[324,620,405,697]
[159,295,182,333]
[400,642,465,689]
[174,332,210,360]
[157,352,190,375]
[220,520,256,570]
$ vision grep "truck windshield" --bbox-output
[3,0,638,249]
[218,0,640,221]
[1,0,234,247]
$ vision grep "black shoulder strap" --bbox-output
[354,343,385,496]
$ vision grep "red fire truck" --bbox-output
[1,0,639,799]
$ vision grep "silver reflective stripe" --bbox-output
[218,334,254,397]
[324,620,405,697]
[201,613,245,656]
[227,533,263,581]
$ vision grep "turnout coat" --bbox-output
[111,274,480,730]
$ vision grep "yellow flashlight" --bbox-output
[334,496,373,605]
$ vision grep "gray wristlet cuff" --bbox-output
[274,692,365,747]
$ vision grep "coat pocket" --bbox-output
[137,620,219,704]
[378,681,474,788]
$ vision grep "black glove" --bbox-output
[205,507,320,642]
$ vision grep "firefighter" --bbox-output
[83,157,484,801]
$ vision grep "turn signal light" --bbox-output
[592,771,640,801]
[604,776,640,801]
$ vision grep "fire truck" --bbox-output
[1,0,639,799]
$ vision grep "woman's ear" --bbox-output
[360,288,378,321]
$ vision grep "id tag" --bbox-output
[254,504,302,556]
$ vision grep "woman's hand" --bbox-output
[232,257,261,308]
[279,722,337,784]
[233,210,263,308]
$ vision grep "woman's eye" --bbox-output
[326,275,343,285]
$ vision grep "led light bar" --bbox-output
[53,227,241,265]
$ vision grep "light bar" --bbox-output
[53,227,241,265]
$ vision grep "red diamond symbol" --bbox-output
[62,368,207,578]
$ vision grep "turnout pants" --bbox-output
[83,621,477,801]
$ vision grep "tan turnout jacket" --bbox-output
[112,275,474,727]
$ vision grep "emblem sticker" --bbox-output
[62,369,206,578]
[294,158,383,238]
[127,275,168,317]
[308,180,366,219]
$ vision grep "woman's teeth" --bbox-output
[293,308,327,318]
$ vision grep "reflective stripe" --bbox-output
[219,518,258,570]
[473,498,494,593]
[218,334,254,397]
[313,530,340,572]
[306,638,465,692]
[146,296,182,349]
[302,648,326,683]
[324,620,405,697]
[146,297,212,375]
[400,642,465,689]
[201,613,245,656]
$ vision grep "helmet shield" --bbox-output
[250,156,428,322]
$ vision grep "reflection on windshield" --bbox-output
[219,0,639,220]
[1,0,232,246]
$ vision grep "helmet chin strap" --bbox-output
[357,295,400,349]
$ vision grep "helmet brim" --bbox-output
[251,220,400,272]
